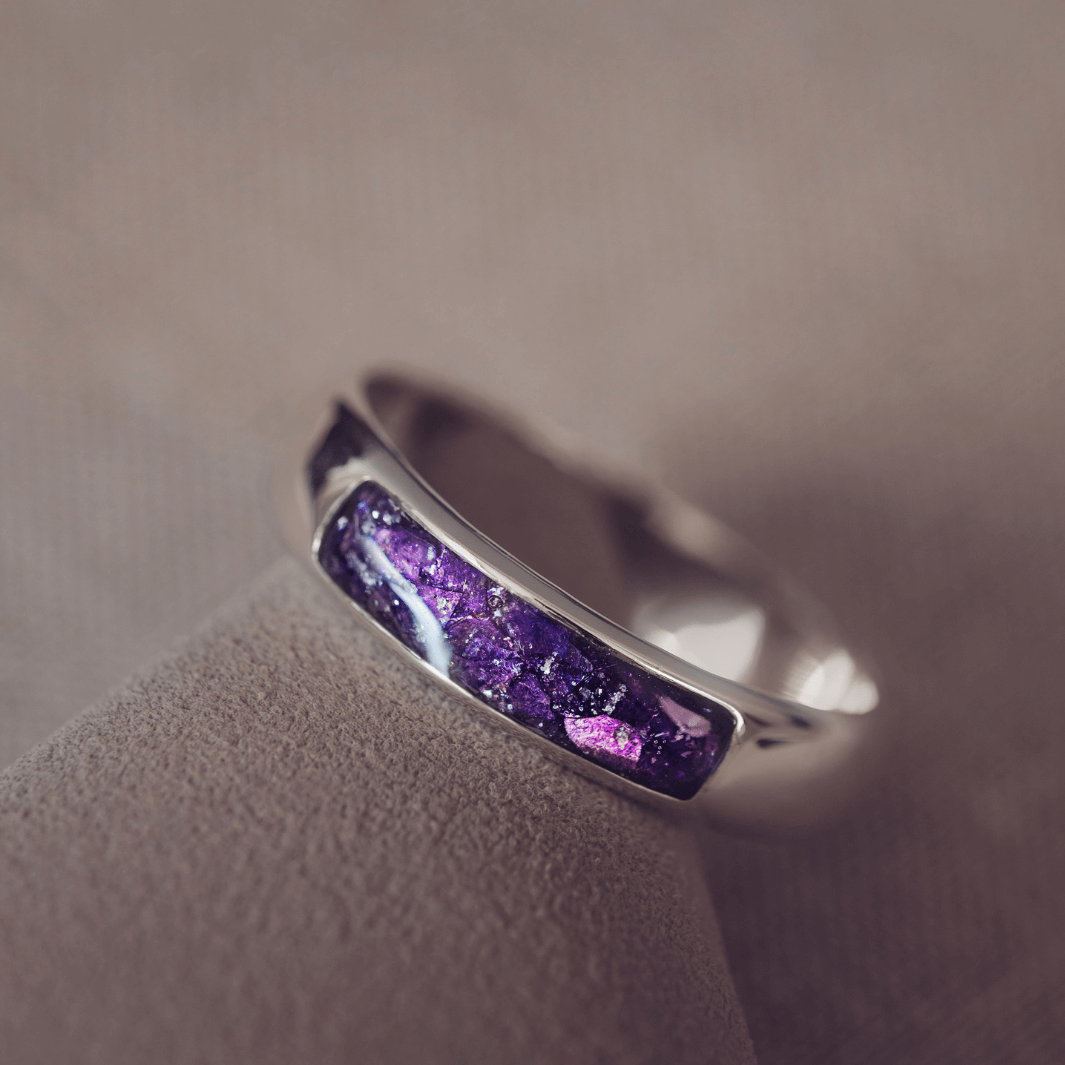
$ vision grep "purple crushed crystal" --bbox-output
[318,481,735,799]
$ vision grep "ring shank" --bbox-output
[291,374,881,828]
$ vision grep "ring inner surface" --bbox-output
[367,378,875,715]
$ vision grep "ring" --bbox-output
[282,374,882,829]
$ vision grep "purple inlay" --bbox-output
[318,481,735,799]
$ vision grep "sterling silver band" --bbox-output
[277,373,882,830]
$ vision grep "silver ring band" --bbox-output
[279,373,882,830]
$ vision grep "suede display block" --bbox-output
[0,560,754,1065]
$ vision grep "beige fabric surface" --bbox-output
[0,561,754,1064]
[3,0,1065,1061]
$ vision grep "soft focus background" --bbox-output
[3,1,1065,1061]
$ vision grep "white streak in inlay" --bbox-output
[358,535,452,675]
[658,697,712,738]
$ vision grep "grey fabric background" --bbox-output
[3,0,1065,1061]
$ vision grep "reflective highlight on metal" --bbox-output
[285,374,883,828]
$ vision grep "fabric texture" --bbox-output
[3,1,1065,1061]
[0,561,754,1064]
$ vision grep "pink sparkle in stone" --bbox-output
[565,715,643,770]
